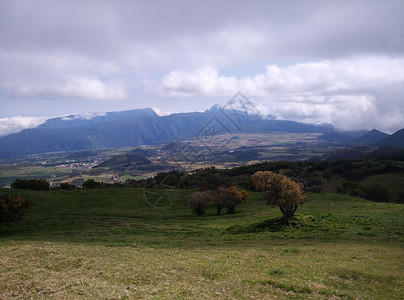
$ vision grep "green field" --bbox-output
[1,189,403,299]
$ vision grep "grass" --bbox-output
[0,188,403,299]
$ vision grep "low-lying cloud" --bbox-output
[0,116,48,136]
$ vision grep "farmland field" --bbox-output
[0,188,403,299]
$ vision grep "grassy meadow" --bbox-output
[0,188,403,299]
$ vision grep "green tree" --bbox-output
[10,178,49,190]
[252,171,304,219]
[83,179,99,189]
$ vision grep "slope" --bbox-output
[375,128,404,148]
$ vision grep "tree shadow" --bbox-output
[224,217,291,234]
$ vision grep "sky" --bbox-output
[0,0,404,136]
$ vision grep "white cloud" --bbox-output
[149,56,404,132]
[0,116,48,136]
[144,66,237,97]
[5,77,127,101]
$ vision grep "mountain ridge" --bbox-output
[349,129,390,145]
[2,106,402,159]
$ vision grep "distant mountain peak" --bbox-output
[349,128,390,146]
[208,97,262,118]
[375,128,404,148]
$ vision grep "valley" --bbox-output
[0,132,341,188]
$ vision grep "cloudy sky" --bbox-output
[1,0,403,136]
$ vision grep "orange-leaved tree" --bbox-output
[252,171,304,219]
[217,186,250,214]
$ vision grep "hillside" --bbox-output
[375,128,404,148]
[95,153,151,168]
[319,131,367,143]
[349,129,390,145]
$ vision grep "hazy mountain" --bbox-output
[349,129,390,146]
[374,128,404,148]
[0,106,335,158]
[319,131,367,143]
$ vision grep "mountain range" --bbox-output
[0,106,402,158]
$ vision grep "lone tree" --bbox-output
[252,171,304,219]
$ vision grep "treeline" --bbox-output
[10,179,50,191]
[128,157,403,203]
[130,158,402,187]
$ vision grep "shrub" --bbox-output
[185,191,214,215]
[361,183,393,202]
[0,193,35,224]
[217,186,250,214]
[252,171,305,220]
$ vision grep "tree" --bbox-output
[83,179,101,189]
[0,193,35,224]
[185,191,214,215]
[252,171,304,219]
[216,186,250,214]
[10,179,49,191]
[197,173,229,191]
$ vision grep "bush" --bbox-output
[361,183,393,202]
[0,193,35,224]
[185,191,214,215]
[216,186,250,214]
